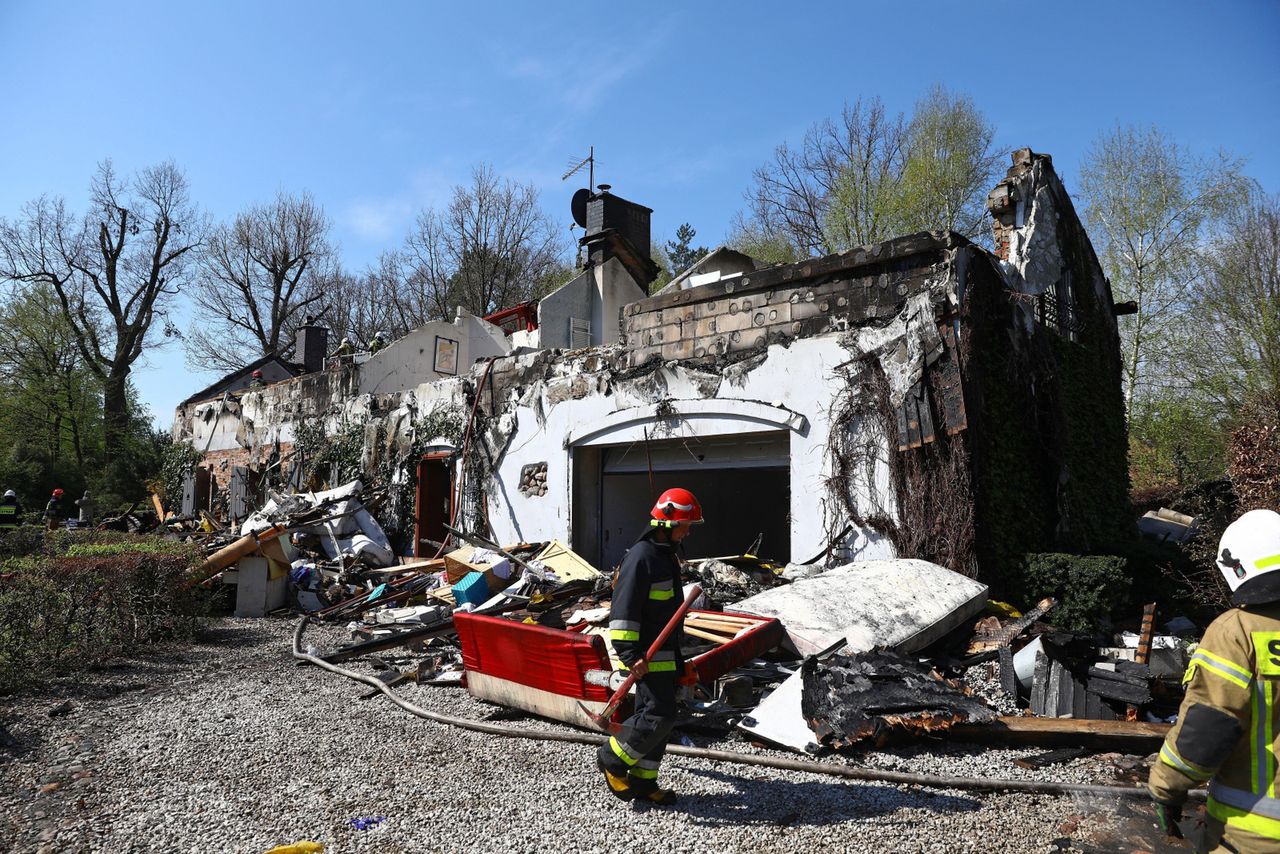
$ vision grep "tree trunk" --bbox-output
[102,373,130,457]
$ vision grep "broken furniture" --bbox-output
[225,555,288,618]
[453,609,783,730]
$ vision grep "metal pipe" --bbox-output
[291,618,1195,802]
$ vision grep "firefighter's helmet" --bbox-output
[1218,509,1280,605]
[650,488,704,527]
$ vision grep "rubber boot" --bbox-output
[629,781,678,806]
[596,751,633,801]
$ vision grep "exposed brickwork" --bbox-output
[200,443,295,494]
[618,232,955,368]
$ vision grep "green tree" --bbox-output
[737,87,999,259]
[895,86,1002,239]
[1182,190,1280,411]
[1079,125,1247,413]
[664,223,708,276]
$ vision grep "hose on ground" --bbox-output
[292,618,1192,802]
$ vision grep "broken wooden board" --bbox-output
[951,716,1169,753]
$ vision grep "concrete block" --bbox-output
[710,310,756,334]
[660,339,695,361]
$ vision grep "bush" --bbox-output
[1019,552,1132,635]
[0,531,208,693]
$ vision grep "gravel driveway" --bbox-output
[0,617,1175,853]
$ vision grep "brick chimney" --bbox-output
[295,323,328,373]
[578,186,659,287]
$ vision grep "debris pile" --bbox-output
[127,479,1202,774]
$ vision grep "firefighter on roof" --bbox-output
[1150,508,1280,851]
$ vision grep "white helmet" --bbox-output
[1218,509,1280,605]
[3,490,14,498]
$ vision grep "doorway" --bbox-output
[414,453,454,557]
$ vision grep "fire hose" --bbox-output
[291,618,1198,801]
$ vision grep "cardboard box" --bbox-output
[444,546,512,586]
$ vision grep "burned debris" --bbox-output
[801,651,997,749]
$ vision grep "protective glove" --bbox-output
[1153,799,1184,838]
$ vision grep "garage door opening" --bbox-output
[576,432,791,571]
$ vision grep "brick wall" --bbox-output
[618,232,953,368]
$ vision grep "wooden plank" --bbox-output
[1045,661,1064,718]
[1087,678,1151,705]
[684,626,733,645]
[1029,652,1049,716]
[998,647,1018,698]
[1055,669,1075,718]
[951,716,1169,752]
[1136,602,1157,666]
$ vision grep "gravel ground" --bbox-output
[0,617,1168,853]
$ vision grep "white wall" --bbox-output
[482,335,897,566]
[537,257,647,350]
[358,308,510,396]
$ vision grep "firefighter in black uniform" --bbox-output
[596,487,704,806]
[0,490,23,528]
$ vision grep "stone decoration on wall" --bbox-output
[519,462,549,497]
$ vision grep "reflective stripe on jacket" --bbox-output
[0,503,18,527]
[607,532,683,671]
[1150,603,1280,839]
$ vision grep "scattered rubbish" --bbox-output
[348,816,385,831]
[264,843,324,854]
[1137,507,1198,544]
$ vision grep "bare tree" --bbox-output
[186,192,332,373]
[319,254,408,348]
[0,161,200,455]
[737,89,999,259]
[402,165,567,321]
[745,97,907,257]
[1080,125,1247,412]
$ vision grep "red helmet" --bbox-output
[252,369,263,378]
[650,488,704,526]
[52,488,64,498]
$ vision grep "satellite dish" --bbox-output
[571,188,590,228]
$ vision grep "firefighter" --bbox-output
[248,369,265,388]
[0,490,23,528]
[596,487,703,806]
[1150,508,1280,851]
[44,488,66,530]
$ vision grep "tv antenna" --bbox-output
[562,146,595,190]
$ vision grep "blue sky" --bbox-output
[2,0,1278,428]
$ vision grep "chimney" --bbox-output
[295,323,328,373]
[577,185,658,287]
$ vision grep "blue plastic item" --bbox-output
[451,571,491,608]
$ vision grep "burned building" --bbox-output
[173,150,1129,595]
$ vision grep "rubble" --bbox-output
[800,650,997,749]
